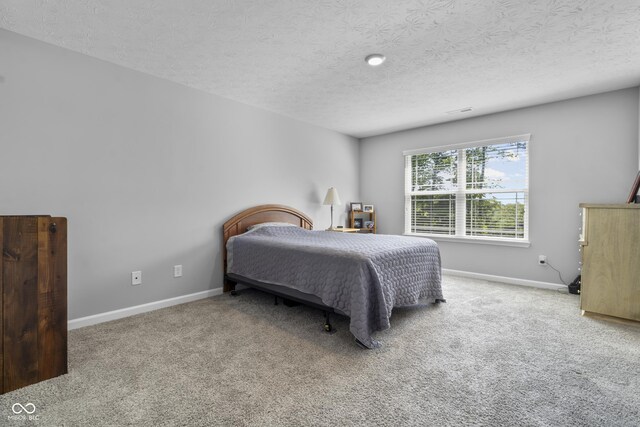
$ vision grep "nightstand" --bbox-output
[327,228,359,233]
[350,210,376,233]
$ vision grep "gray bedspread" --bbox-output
[226,225,443,348]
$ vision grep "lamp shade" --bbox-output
[323,187,341,205]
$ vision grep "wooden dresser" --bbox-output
[0,216,67,394]
[579,204,640,322]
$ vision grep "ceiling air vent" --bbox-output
[446,107,473,115]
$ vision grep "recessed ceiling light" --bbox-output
[365,54,386,66]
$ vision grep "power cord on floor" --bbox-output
[545,260,568,286]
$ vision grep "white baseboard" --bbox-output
[69,270,563,330]
[68,288,223,330]
[443,269,566,292]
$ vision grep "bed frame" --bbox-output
[222,204,341,331]
[222,204,445,344]
[222,204,312,292]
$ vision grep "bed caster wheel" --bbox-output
[230,290,238,297]
[322,311,336,334]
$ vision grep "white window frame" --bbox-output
[403,134,530,247]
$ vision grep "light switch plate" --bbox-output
[174,265,183,278]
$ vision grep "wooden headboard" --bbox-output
[222,204,313,292]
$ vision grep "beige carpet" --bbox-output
[1,275,639,426]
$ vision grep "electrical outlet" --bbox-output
[174,265,183,278]
[132,271,142,285]
[538,255,547,265]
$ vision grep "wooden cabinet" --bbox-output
[1,216,67,394]
[350,210,376,233]
[579,204,640,322]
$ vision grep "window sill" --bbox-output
[403,233,531,248]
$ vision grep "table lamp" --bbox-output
[323,187,342,230]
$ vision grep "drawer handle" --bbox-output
[49,223,57,234]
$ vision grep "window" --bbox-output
[404,134,529,243]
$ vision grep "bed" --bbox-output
[223,204,444,348]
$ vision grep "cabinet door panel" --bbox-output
[37,217,68,381]
[581,208,640,321]
[3,217,39,392]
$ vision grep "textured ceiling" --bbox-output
[1,0,640,138]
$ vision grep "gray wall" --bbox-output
[360,88,639,284]
[0,30,359,319]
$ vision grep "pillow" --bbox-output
[247,222,297,231]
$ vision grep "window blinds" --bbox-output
[405,135,529,240]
